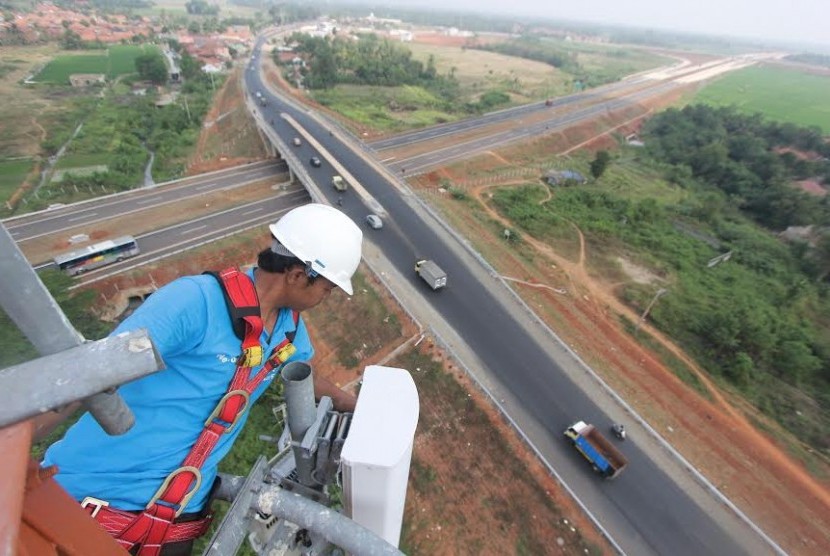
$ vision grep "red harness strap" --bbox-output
[86,503,211,550]
[90,267,300,556]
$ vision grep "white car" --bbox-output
[365,214,383,229]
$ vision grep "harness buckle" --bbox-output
[146,466,202,518]
[204,389,250,433]
[274,343,296,363]
[241,345,263,367]
[81,496,109,518]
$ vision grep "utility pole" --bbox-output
[635,288,667,332]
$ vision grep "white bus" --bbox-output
[53,235,140,276]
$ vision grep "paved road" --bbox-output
[245,40,778,556]
[378,81,678,175]
[4,160,287,244]
[68,187,310,287]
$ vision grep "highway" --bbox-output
[64,187,311,287]
[5,160,287,244]
[244,40,777,556]
[376,80,678,175]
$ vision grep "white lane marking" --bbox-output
[136,196,163,204]
[182,225,207,235]
[242,208,263,216]
[68,213,95,222]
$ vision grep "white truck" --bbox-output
[415,260,447,290]
[332,175,347,192]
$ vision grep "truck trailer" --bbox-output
[415,260,447,290]
[564,421,628,479]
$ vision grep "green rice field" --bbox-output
[34,45,161,84]
[694,65,830,132]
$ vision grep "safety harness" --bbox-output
[83,267,300,555]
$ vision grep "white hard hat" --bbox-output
[269,203,363,295]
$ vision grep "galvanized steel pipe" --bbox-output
[280,361,316,486]
[0,222,158,434]
[256,487,403,556]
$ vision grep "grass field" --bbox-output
[55,152,111,169]
[135,0,258,17]
[0,44,62,158]
[33,45,160,84]
[0,158,33,199]
[694,65,830,132]
[314,84,457,132]
[406,42,572,101]
[51,165,108,182]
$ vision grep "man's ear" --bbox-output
[284,266,307,286]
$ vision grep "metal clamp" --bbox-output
[81,496,109,518]
[146,465,202,518]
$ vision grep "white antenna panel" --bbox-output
[341,365,419,548]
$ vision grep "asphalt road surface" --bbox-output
[5,161,287,246]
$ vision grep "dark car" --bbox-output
[310,156,322,167]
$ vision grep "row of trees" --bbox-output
[642,105,830,231]
[288,33,446,90]
[282,33,477,115]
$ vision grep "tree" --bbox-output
[135,53,168,85]
[185,0,219,15]
[60,29,83,50]
[590,150,611,179]
[812,233,830,282]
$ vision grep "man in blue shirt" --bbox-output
[43,203,363,555]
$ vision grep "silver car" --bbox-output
[365,214,383,229]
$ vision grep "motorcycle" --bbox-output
[611,423,626,441]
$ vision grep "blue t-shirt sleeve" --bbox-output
[292,315,314,362]
[111,277,208,361]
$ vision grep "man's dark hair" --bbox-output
[257,247,318,284]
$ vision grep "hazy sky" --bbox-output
[380,0,829,48]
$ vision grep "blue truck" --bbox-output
[564,421,628,479]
